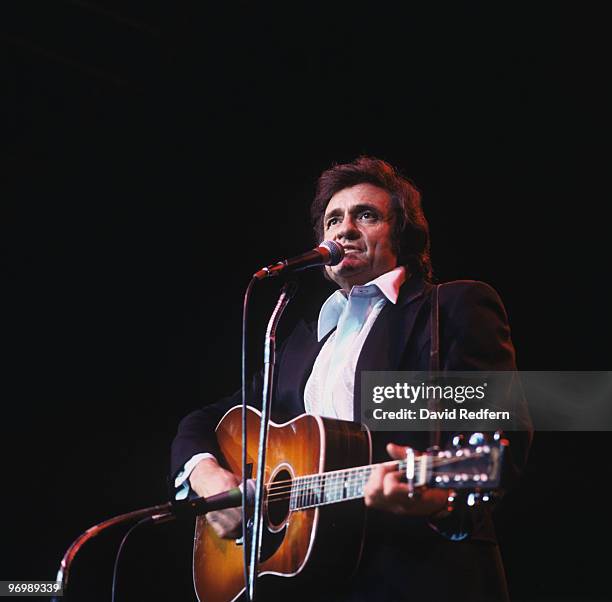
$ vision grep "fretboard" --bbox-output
[288,458,422,511]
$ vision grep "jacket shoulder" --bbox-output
[438,279,506,310]
[438,279,502,298]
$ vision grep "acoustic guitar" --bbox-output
[193,406,506,602]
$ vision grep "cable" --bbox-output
[111,517,153,602]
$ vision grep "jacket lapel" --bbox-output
[276,318,330,417]
[353,275,431,420]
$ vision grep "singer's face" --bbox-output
[323,183,398,290]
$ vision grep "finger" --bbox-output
[373,463,393,485]
[383,470,407,497]
[364,465,384,501]
[380,459,403,473]
[386,442,409,460]
[207,509,242,538]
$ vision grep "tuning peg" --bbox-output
[467,491,499,506]
[482,491,499,502]
[445,489,457,513]
[451,434,465,448]
[468,432,485,446]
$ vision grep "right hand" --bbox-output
[189,457,243,539]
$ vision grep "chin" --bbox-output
[337,271,374,289]
[332,263,362,280]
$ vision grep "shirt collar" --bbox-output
[317,266,406,341]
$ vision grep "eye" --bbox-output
[359,210,377,221]
[325,216,340,229]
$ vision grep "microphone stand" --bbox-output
[247,280,298,602]
[53,491,250,601]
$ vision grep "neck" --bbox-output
[336,265,407,293]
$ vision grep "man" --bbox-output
[171,157,532,601]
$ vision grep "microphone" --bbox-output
[253,240,344,280]
[169,479,256,520]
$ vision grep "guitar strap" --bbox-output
[426,283,476,542]
[428,284,441,449]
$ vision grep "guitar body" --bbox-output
[193,406,371,602]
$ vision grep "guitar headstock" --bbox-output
[425,431,508,495]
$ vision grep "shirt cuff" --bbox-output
[174,453,218,500]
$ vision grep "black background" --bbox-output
[2,2,610,601]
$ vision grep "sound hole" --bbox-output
[267,468,292,530]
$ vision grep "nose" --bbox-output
[334,215,360,242]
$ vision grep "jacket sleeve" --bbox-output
[169,369,265,480]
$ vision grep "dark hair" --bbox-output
[310,156,432,282]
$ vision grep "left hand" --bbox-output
[363,443,449,516]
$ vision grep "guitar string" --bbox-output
[265,477,482,504]
[265,477,490,506]
[262,453,486,492]
[266,456,488,493]
[263,473,480,506]
[262,454,490,502]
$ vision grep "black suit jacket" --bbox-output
[171,275,531,482]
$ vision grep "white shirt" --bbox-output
[304,266,406,421]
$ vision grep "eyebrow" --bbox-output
[324,203,381,223]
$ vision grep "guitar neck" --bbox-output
[288,458,415,511]
[286,444,497,512]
